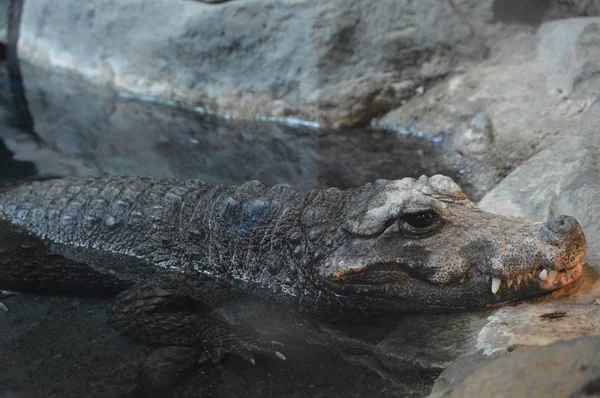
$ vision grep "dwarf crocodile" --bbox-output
[0,175,586,363]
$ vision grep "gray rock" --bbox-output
[454,111,494,160]
[0,0,7,43]
[308,72,404,127]
[539,17,600,97]
[478,136,600,264]
[428,336,600,398]
[16,0,492,126]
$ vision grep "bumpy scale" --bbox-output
[0,175,587,365]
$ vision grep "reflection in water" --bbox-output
[0,62,473,196]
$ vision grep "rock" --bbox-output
[390,80,419,100]
[539,17,600,97]
[428,336,600,398]
[15,0,492,126]
[478,136,600,264]
[475,277,600,356]
[454,111,494,160]
[309,73,404,127]
[0,1,7,43]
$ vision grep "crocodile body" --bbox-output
[0,175,587,366]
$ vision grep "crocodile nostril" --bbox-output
[544,215,579,236]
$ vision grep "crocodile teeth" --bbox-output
[516,274,523,285]
[547,270,558,284]
[566,269,573,279]
[491,278,502,294]
[507,279,513,288]
[538,269,549,281]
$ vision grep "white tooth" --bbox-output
[547,270,558,284]
[528,272,535,280]
[507,279,513,288]
[491,278,501,294]
[516,274,523,285]
[539,269,548,281]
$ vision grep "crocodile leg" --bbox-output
[106,281,286,365]
[0,290,18,312]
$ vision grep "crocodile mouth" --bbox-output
[333,255,585,295]
[469,260,584,295]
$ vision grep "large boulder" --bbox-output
[15,0,494,126]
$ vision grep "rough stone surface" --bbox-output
[538,18,600,97]
[454,111,495,161]
[539,17,600,97]
[429,336,600,398]
[10,1,600,127]
[476,295,600,355]
[376,17,600,196]
[478,136,600,264]
[15,0,495,126]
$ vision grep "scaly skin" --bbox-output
[0,175,586,310]
[0,175,587,363]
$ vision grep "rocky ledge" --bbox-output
[1,0,599,129]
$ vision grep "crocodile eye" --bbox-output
[403,211,437,229]
[399,211,443,237]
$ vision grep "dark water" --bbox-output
[0,61,473,196]
[0,59,483,398]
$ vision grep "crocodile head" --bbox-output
[319,175,586,312]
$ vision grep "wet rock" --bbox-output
[539,18,600,97]
[454,111,494,160]
[428,336,600,398]
[478,136,600,264]
[16,0,491,126]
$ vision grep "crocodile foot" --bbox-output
[0,290,18,312]
[197,329,286,366]
[106,282,286,366]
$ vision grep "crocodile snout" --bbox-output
[541,215,585,247]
